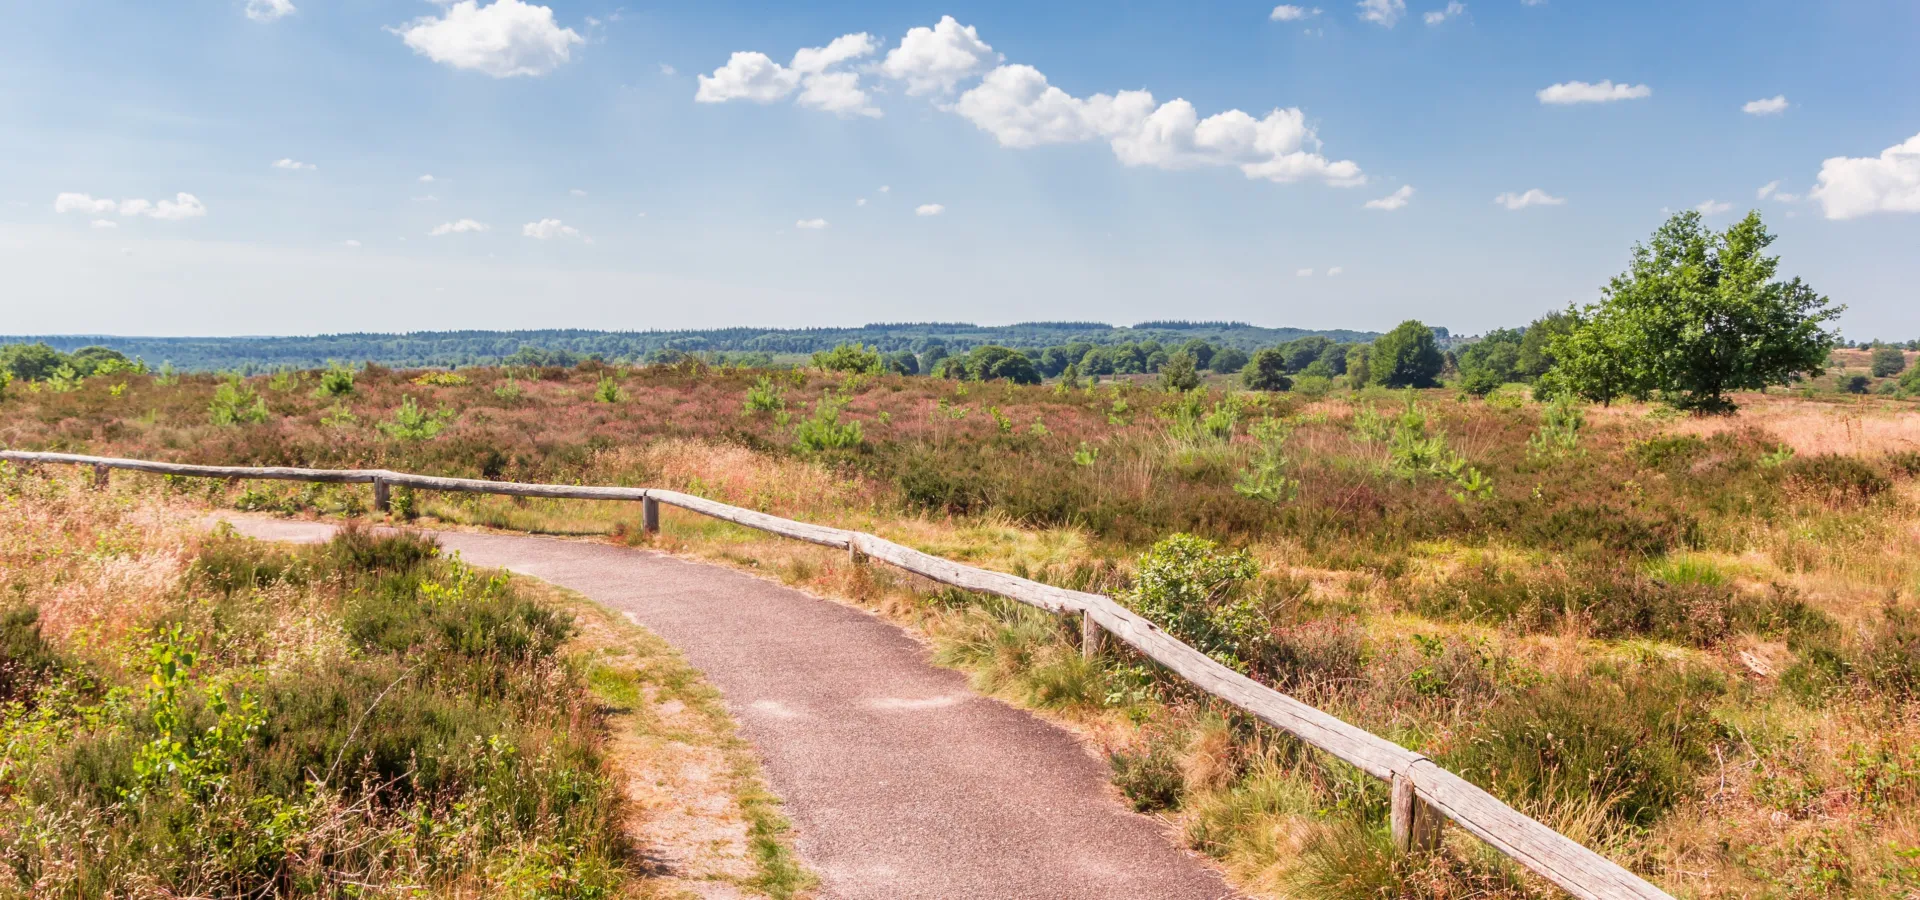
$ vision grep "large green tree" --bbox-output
[1368,320,1445,388]
[1241,348,1293,392]
[1515,310,1575,379]
[1549,211,1840,413]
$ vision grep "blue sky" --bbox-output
[3,0,1917,338]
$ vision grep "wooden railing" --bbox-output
[0,449,1672,900]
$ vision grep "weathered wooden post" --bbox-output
[92,464,110,491]
[642,496,660,534]
[1081,611,1105,660]
[848,534,867,567]
[1391,767,1443,854]
[373,477,391,514]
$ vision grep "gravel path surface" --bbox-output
[220,516,1235,900]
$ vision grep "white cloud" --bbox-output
[245,0,295,23]
[569,188,587,197]
[1521,0,1547,5]
[1327,266,1344,276]
[1357,0,1406,26]
[1694,199,1733,215]
[1270,5,1321,20]
[1536,80,1652,104]
[393,0,584,78]
[55,192,206,220]
[915,203,945,216]
[855,198,868,207]
[878,185,890,193]
[272,158,315,171]
[522,218,581,239]
[1757,180,1780,200]
[1809,131,1920,220]
[1364,185,1414,210]
[1296,268,1314,276]
[795,218,829,230]
[419,174,436,183]
[1494,189,1565,210]
[90,219,118,230]
[696,33,880,117]
[879,15,999,95]
[953,64,1364,186]
[1424,1,1465,25]
[344,239,362,248]
[1756,181,1799,203]
[1742,95,1789,116]
[429,219,489,235]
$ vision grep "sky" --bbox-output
[2,0,1917,339]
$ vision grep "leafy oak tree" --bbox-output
[1369,320,1445,388]
[1550,211,1840,414]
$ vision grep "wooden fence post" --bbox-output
[642,496,660,534]
[1392,769,1443,854]
[92,464,110,491]
[373,478,390,514]
[1081,611,1105,660]
[848,534,867,567]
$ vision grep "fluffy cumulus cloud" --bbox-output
[696,33,880,117]
[1357,0,1406,27]
[1364,185,1414,210]
[1695,199,1733,215]
[394,0,583,78]
[54,192,206,221]
[1494,189,1565,210]
[429,219,489,235]
[953,64,1364,185]
[879,16,998,95]
[1537,80,1651,105]
[795,218,829,230]
[522,218,581,239]
[245,0,295,23]
[272,158,315,171]
[1809,131,1920,220]
[915,203,945,216]
[1424,1,1465,25]
[1743,95,1789,116]
[1270,5,1321,20]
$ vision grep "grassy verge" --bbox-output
[0,465,810,899]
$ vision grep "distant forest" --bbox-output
[2,322,1396,372]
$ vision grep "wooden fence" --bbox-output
[0,449,1672,900]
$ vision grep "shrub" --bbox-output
[1445,662,1725,828]
[208,375,269,426]
[411,370,467,387]
[0,605,65,702]
[1292,374,1333,398]
[1159,350,1202,392]
[792,392,863,453]
[594,375,625,403]
[1842,374,1871,394]
[811,343,884,374]
[966,346,1042,384]
[1859,605,1920,700]
[1369,320,1444,388]
[1109,735,1185,812]
[317,362,355,396]
[1123,534,1266,671]
[1210,346,1249,374]
[1901,365,1920,396]
[1869,346,1907,377]
[1241,348,1292,392]
[376,395,451,441]
[1783,453,1890,506]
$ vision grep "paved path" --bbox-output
[221,517,1234,900]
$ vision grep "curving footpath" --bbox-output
[220,517,1235,900]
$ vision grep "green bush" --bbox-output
[1109,735,1185,812]
[1123,533,1266,671]
[1783,453,1891,506]
[1842,374,1871,394]
[1241,348,1292,392]
[0,606,65,702]
[317,362,355,397]
[208,375,269,426]
[811,342,884,374]
[376,395,451,441]
[792,392,864,453]
[1869,346,1907,377]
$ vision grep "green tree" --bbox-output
[966,345,1042,384]
[1870,346,1907,378]
[1241,348,1292,392]
[1176,339,1215,371]
[1551,211,1841,414]
[1456,329,1523,397]
[1159,350,1202,392]
[1345,345,1371,388]
[883,351,920,375]
[0,343,69,382]
[1279,336,1333,373]
[1516,310,1575,379]
[1369,320,1445,388]
[1209,346,1249,374]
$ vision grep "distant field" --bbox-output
[4,359,1920,898]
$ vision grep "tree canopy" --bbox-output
[1369,320,1445,388]
[1547,211,1840,413]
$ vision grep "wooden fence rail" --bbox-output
[0,449,1672,900]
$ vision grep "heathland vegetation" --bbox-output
[4,210,1920,897]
